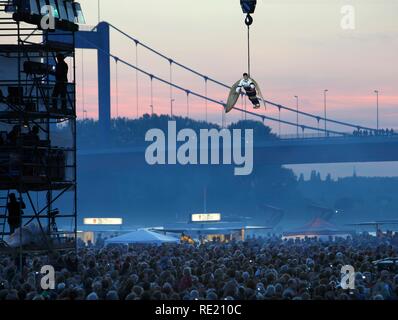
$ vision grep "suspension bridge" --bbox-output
[73,22,398,166]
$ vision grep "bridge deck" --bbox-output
[77,135,398,166]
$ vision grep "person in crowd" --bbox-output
[0,234,398,300]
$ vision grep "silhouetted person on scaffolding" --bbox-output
[26,125,40,146]
[6,125,21,146]
[51,53,69,113]
[7,193,26,235]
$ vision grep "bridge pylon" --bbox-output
[76,22,111,138]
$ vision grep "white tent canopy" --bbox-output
[105,229,179,246]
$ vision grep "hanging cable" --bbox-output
[244,96,247,120]
[96,24,376,133]
[247,23,251,75]
[278,107,281,136]
[244,13,254,75]
[241,94,244,120]
[204,77,208,122]
[169,59,173,117]
[98,0,101,24]
[186,90,190,118]
[114,57,119,118]
[241,1,255,74]
[81,49,85,120]
[36,192,39,213]
[221,104,225,128]
[150,75,154,115]
[135,41,139,118]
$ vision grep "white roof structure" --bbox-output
[152,222,271,235]
[104,229,179,246]
[282,218,353,240]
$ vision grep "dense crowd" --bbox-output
[0,234,398,300]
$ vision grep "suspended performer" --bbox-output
[225,73,266,113]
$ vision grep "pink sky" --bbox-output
[72,1,398,178]
[74,0,398,135]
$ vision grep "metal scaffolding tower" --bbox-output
[0,0,79,260]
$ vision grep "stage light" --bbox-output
[48,0,60,19]
[23,61,53,75]
[65,0,75,23]
[5,3,16,13]
[73,2,85,24]
[38,0,46,12]
[10,0,85,31]
[56,0,68,21]
[31,0,39,15]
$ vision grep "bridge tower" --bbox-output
[76,22,111,137]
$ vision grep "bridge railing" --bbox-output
[279,133,348,140]
[280,132,398,140]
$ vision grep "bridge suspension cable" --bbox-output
[169,60,173,117]
[81,49,86,120]
[150,75,154,115]
[102,22,377,133]
[135,42,139,118]
[114,57,119,118]
[76,32,348,136]
[204,77,208,122]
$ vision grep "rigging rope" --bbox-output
[204,77,208,122]
[247,24,251,75]
[241,94,244,120]
[244,95,247,121]
[245,14,254,75]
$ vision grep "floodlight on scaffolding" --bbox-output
[9,0,85,31]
